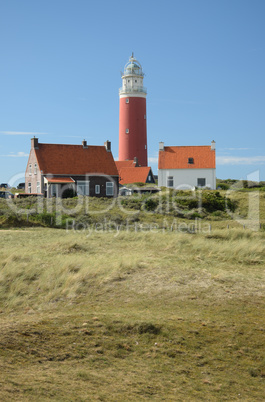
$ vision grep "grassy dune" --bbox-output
[0,227,265,401]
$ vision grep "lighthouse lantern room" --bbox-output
[118,53,147,166]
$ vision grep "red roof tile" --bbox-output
[35,144,118,176]
[118,167,152,185]
[158,146,215,170]
[115,160,137,169]
[45,177,75,183]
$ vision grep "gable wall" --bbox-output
[25,149,43,193]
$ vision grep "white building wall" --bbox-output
[158,168,216,190]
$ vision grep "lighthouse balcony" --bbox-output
[119,86,147,95]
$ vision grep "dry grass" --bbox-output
[0,227,265,400]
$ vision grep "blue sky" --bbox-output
[0,0,264,185]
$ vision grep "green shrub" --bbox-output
[143,198,159,211]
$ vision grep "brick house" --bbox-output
[158,141,216,189]
[115,159,155,185]
[25,138,119,197]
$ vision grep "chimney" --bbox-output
[82,139,88,148]
[31,136,39,149]
[211,140,216,151]
[159,141,164,151]
[133,156,138,166]
[104,140,111,152]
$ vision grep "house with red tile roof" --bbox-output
[25,138,119,197]
[115,159,155,185]
[158,141,216,189]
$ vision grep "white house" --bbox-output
[158,141,216,190]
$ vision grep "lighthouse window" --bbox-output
[128,80,130,83]
[126,129,129,134]
[144,115,146,119]
[135,80,137,83]
[126,98,129,103]
[145,145,147,149]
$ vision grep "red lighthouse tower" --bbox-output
[119,53,147,166]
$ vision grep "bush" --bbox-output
[62,189,77,199]
[217,183,230,190]
[143,198,159,211]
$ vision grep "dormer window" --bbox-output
[188,158,194,164]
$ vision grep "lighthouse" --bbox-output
[118,53,147,166]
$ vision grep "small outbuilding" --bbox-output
[158,141,216,190]
[115,159,155,186]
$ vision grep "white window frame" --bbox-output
[51,184,59,197]
[36,181,40,193]
[28,182,31,193]
[77,180,89,196]
[95,184,100,194]
[106,182,114,196]
[29,164,32,175]
[34,163,37,174]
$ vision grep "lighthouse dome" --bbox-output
[123,53,144,77]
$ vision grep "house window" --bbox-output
[126,98,129,103]
[167,176,174,188]
[148,175,151,181]
[95,184,100,194]
[188,158,194,164]
[29,164,32,175]
[34,163,37,174]
[197,178,206,187]
[77,181,89,196]
[126,128,129,134]
[51,184,58,197]
[36,181,40,193]
[106,182,114,196]
[28,182,31,193]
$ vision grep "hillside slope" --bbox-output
[0,228,264,400]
